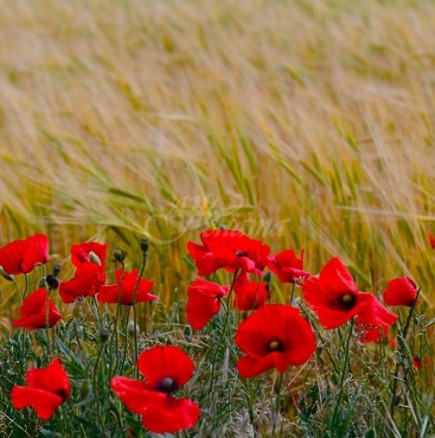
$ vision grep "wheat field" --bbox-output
[0,0,434,313]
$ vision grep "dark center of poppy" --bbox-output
[54,388,68,401]
[235,250,248,257]
[267,340,284,352]
[156,377,178,394]
[339,293,356,310]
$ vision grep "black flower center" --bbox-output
[235,250,248,257]
[339,293,356,310]
[156,377,178,394]
[54,388,68,401]
[267,340,284,352]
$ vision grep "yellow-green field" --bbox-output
[0,0,434,313]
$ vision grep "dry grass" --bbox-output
[0,0,434,309]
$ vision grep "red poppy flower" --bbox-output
[383,277,419,307]
[235,304,316,378]
[429,233,435,249]
[59,262,105,303]
[71,241,107,267]
[186,279,229,330]
[355,318,392,344]
[233,272,270,311]
[98,269,157,306]
[0,234,49,276]
[187,230,270,276]
[413,355,429,369]
[12,288,61,330]
[111,346,200,434]
[267,250,310,283]
[11,358,70,420]
[302,257,396,329]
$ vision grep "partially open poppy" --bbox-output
[383,277,419,307]
[187,229,270,277]
[71,242,107,268]
[98,269,157,306]
[0,234,49,276]
[13,288,61,330]
[59,262,105,303]
[235,304,316,378]
[267,249,310,284]
[233,272,270,311]
[11,358,70,420]
[111,346,200,434]
[186,279,229,330]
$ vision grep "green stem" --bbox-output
[272,372,284,437]
[93,341,107,435]
[331,319,354,427]
[208,269,239,394]
[390,289,420,418]
[289,282,296,305]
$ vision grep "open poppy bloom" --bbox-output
[383,277,419,307]
[13,288,62,330]
[71,242,107,268]
[0,234,49,276]
[186,279,229,330]
[235,304,316,378]
[187,229,270,277]
[11,358,70,420]
[233,272,270,311]
[111,346,200,434]
[98,269,157,306]
[302,257,396,329]
[59,262,105,303]
[267,249,310,283]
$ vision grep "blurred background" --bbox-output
[0,0,434,314]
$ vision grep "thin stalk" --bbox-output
[93,340,107,435]
[331,319,354,427]
[272,372,284,437]
[289,282,296,305]
[208,270,239,394]
[390,289,421,418]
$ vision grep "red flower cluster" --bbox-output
[302,258,397,333]
[59,242,107,303]
[383,277,419,307]
[98,269,157,305]
[11,359,70,419]
[188,229,270,276]
[0,234,49,276]
[236,304,316,378]
[112,346,199,433]
[12,288,61,330]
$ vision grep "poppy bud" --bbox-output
[113,249,126,263]
[52,264,62,278]
[0,266,13,281]
[88,251,101,265]
[127,320,139,337]
[46,275,59,290]
[140,238,149,255]
[79,380,91,400]
[98,327,111,343]
[263,272,272,284]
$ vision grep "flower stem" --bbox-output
[331,318,354,427]
[272,372,284,437]
[390,289,420,418]
[208,269,239,394]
